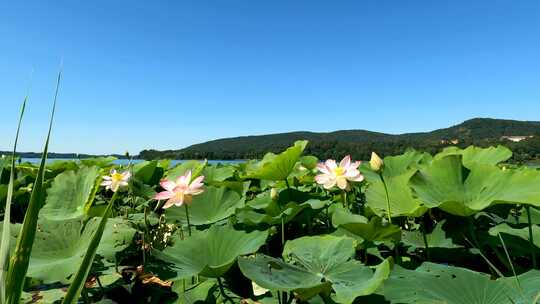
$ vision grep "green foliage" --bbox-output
[166,185,246,225]
[40,166,100,221]
[364,151,428,217]
[244,140,308,181]
[153,225,268,279]
[5,126,540,304]
[410,155,540,216]
[379,263,540,303]
[240,235,391,303]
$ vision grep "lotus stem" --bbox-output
[81,287,90,304]
[421,216,431,261]
[285,179,291,189]
[526,205,537,268]
[217,277,234,303]
[379,173,392,224]
[142,206,149,266]
[341,191,348,210]
[282,178,290,247]
[281,216,285,246]
[184,204,192,237]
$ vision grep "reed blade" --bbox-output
[6,69,61,304]
[0,96,27,304]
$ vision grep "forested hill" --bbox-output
[139,118,540,162]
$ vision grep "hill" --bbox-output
[139,118,540,162]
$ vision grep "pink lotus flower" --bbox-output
[315,155,364,190]
[101,169,131,192]
[155,170,205,209]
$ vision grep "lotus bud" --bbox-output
[252,281,269,296]
[270,188,278,200]
[370,152,384,172]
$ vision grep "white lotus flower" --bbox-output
[101,169,131,192]
[315,155,364,190]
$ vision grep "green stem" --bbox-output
[217,277,234,303]
[341,191,348,210]
[379,173,392,224]
[421,217,431,261]
[285,179,291,189]
[394,243,401,264]
[282,178,290,247]
[184,204,192,237]
[325,207,331,230]
[81,287,90,304]
[142,206,149,266]
[526,206,537,268]
[281,216,285,247]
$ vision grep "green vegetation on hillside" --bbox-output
[140,118,540,162]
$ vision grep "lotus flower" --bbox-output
[315,155,364,190]
[155,170,205,209]
[101,169,131,192]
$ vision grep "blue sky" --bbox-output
[1,1,539,154]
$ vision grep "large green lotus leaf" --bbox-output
[489,223,540,248]
[172,279,217,304]
[244,140,307,181]
[333,216,401,243]
[133,160,163,184]
[241,236,391,303]
[153,225,267,279]
[300,155,319,170]
[498,269,540,302]
[0,221,20,253]
[410,155,540,216]
[435,145,512,169]
[379,262,540,303]
[39,166,100,221]
[94,217,137,261]
[166,160,206,180]
[26,219,96,283]
[236,199,327,226]
[401,220,462,250]
[365,151,428,217]
[499,168,540,206]
[246,191,274,209]
[331,207,369,228]
[8,217,134,283]
[238,254,326,292]
[237,188,327,225]
[27,218,135,283]
[166,186,246,225]
[202,165,235,183]
[22,288,67,304]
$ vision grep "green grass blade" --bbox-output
[6,69,61,304]
[0,96,27,304]
[62,192,118,304]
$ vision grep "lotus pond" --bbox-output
[3,138,540,304]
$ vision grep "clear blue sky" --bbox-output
[1,1,539,154]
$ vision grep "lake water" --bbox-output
[20,158,243,166]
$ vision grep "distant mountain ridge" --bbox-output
[139,118,540,161]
